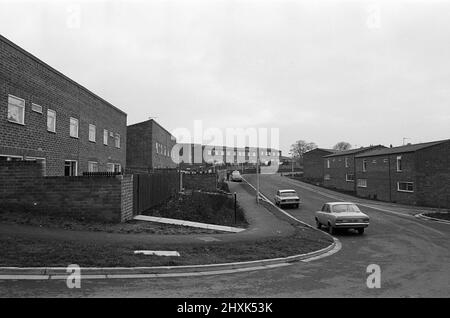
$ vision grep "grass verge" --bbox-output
[0,210,223,235]
[0,225,332,267]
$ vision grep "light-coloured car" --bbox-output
[315,202,370,235]
[230,170,243,182]
[275,189,301,208]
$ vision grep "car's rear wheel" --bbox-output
[357,228,365,235]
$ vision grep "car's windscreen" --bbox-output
[280,192,296,197]
[332,204,361,213]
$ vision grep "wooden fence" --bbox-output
[133,171,179,215]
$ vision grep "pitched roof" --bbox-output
[355,139,450,158]
[323,145,385,158]
[304,148,337,155]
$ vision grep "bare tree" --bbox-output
[333,141,352,151]
[289,140,317,160]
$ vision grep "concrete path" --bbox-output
[0,182,296,246]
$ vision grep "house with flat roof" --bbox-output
[126,119,177,172]
[354,139,450,208]
[0,34,127,176]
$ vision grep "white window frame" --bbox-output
[47,109,56,132]
[31,103,43,114]
[7,94,25,125]
[114,163,121,173]
[64,160,78,176]
[327,159,330,169]
[103,129,108,145]
[106,163,115,172]
[70,117,79,138]
[396,156,402,172]
[362,159,368,172]
[88,124,96,142]
[88,161,98,173]
[357,179,367,188]
[324,174,331,181]
[346,173,355,182]
[345,157,349,168]
[115,133,121,148]
[397,181,414,193]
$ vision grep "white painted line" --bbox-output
[134,215,245,233]
[0,275,50,280]
[134,250,181,257]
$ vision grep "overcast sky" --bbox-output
[1,0,449,155]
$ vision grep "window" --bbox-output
[357,179,367,188]
[88,161,98,172]
[324,174,331,181]
[64,160,77,176]
[31,103,42,114]
[107,163,121,173]
[396,156,403,172]
[103,129,108,145]
[47,109,56,132]
[115,133,120,148]
[89,124,96,142]
[0,155,23,162]
[7,95,25,125]
[362,159,368,172]
[106,163,114,172]
[398,182,414,193]
[327,159,330,169]
[345,157,349,168]
[346,173,355,182]
[70,118,79,138]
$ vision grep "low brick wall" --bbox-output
[182,173,217,192]
[0,161,133,223]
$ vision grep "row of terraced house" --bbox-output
[1,34,281,176]
[303,140,450,209]
[0,34,187,175]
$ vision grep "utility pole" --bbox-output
[256,154,260,204]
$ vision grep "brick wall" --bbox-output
[303,149,333,184]
[0,35,127,176]
[323,155,356,193]
[415,141,450,208]
[120,174,134,222]
[127,119,177,171]
[0,161,133,223]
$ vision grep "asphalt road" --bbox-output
[1,174,449,297]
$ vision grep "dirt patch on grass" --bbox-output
[143,192,248,228]
[0,210,223,235]
[423,212,450,221]
[0,224,333,267]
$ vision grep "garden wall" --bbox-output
[0,161,133,223]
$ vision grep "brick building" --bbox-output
[303,148,336,184]
[0,34,127,176]
[126,119,177,171]
[355,140,450,208]
[175,143,281,167]
[323,145,385,193]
